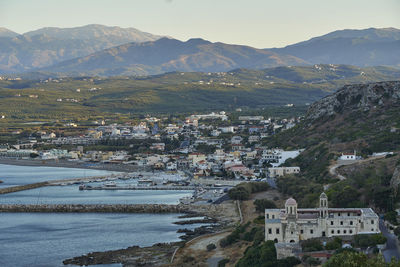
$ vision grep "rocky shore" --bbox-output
[59,202,238,266]
[63,242,181,267]
[62,223,224,266]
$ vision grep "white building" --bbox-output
[265,193,380,244]
[261,149,302,167]
[339,152,356,160]
[268,167,300,178]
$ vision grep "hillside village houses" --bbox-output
[0,111,303,180]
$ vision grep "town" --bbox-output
[0,111,302,183]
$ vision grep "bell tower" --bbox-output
[285,197,298,219]
[319,192,328,218]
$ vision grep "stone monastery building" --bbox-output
[265,192,380,243]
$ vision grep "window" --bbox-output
[268,228,272,234]
[301,230,304,234]
[347,213,350,216]
[371,220,374,224]
[338,213,341,216]
[350,221,353,225]
[310,229,314,234]
[371,229,374,232]
[337,230,340,234]
[331,221,334,225]
[344,230,347,234]
[272,215,275,219]
[350,230,353,234]
[291,231,294,235]
[276,228,280,234]
[266,214,269,219]
[331,230,334,234]
[340,221,343,225]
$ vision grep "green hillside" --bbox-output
[0,65,399,122]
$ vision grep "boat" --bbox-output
[137,179,154,186]
[104,181,117,187]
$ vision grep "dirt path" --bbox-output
[325,155,386,190]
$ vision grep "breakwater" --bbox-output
[0,182,49,194]
[80,186,199,191]
[0,204,193,213]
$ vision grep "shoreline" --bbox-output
[0,158,147,173]
[62,219,225,266]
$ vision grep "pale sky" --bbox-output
[1,0,399,48]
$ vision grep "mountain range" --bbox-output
[0,25,399,76]
[0,24,162,73]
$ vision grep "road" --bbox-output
[380,219,400,262]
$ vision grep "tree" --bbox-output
[353,234,387,248]
[301,255,321,266]
[325,237,342,250]
[324,251,398,267]
[254,199,277,212]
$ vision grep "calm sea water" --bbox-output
[0,185,193,204]
[0,164,119,188]
[0,165,200,267]
[0,213,203,267]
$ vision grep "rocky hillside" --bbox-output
[266,81,400,153]
[271,81,400,210]
[306,81,400,121]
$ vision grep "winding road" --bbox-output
[380,219,400,262]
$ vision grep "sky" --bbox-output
[0,0,399,48]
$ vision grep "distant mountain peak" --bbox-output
[0,27,19,38]
[23,24,162,42]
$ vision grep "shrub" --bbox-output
[217,258,229,267]
[254,199,277,212]
[228,186,250,200]
[353,234,387,248]
[182,255,195,263]
[253,215,265,225]
[384,211,398,225]
[206,243,216,251]
[325,237,342,250]
[301,239,324,252]
[228,182,270,200]
[394,227,400,237]
[220,223,250,247]
[301,255,321,266]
